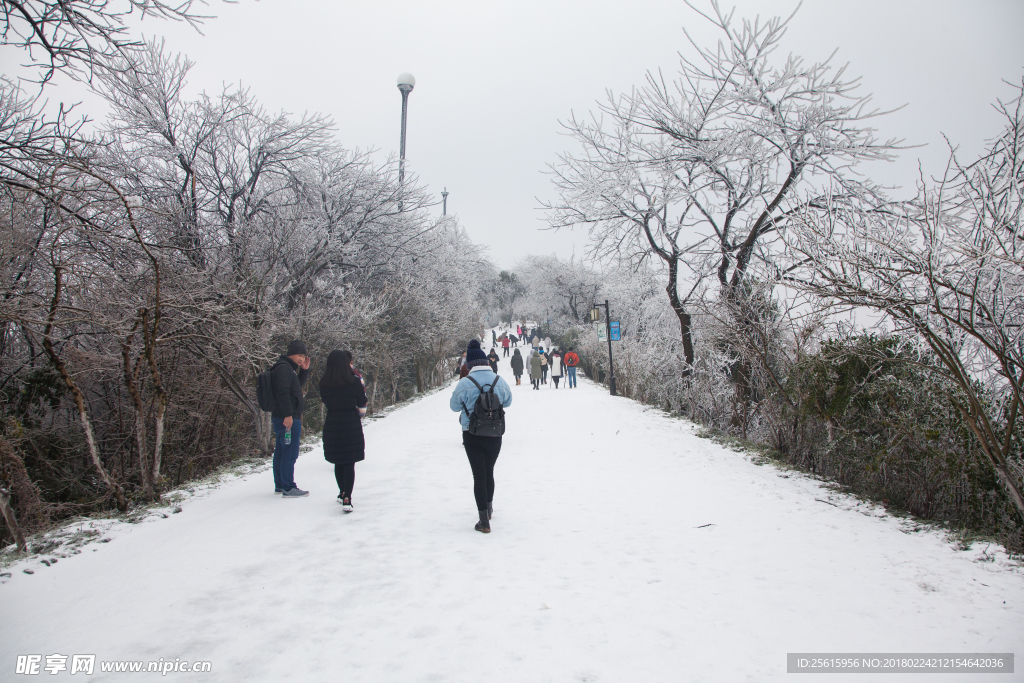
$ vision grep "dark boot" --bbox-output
[487,504,493,520]
[475,509,490,533]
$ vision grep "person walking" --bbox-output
[532,335,540,348]
[549,349,563,388]
[510,348,524,385]
[449,340,513,533]
[492,329,497,346]
[564,347,580,388]
[529,349,543,390]
[271,340,312,497]
[539,349,548,385]
[487,348,500,373]
[318,350,367,512]
[501,334,510,356]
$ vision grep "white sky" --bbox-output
[4,0,1023,269]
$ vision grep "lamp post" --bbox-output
[397,72,415,186]
[590,299,616,396]
[441,187,448,216]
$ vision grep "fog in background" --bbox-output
[4,0,1021,268]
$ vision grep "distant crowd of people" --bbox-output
[473,324,580,389]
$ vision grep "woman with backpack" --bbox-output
[510,348,524,385]
[539,349,548,384]
[449,340,513,533]
[318,350,368,512]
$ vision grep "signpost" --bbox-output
[590,300,617,396]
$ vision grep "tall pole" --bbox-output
[398,93,411,184]
[604,299,616,396]
[396,73,415,195]
[441,187,448,216]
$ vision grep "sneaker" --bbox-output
[281,487,309,497]
[342,498,353,513]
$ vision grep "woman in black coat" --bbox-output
[509,348,524,385]
[319,350,368,512]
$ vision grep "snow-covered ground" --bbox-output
[2,357,1022,681]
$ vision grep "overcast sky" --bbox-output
[5,0,1023,269]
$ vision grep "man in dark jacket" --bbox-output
[272,340,312,497]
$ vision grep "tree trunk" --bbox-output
[121,326,152,500]
[43,267,127,511]
[664,258,695,373]
[141,310,168,494]
[0,487,26,553]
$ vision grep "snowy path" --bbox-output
[3,373,1022,681]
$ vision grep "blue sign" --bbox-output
[610,321,620,341]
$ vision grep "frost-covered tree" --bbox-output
[488,270,527,326]
[517,254,603,324]
[1,0,218,83]
[547,0,900,373]
[788,80,1024,521]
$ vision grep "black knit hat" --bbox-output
[286,340,308,356]
[466,339,487,364]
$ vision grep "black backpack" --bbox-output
[256,360,290,413]
[463,375,506,437]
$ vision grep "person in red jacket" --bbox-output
[501,334,510,357]
[563,347,580,388]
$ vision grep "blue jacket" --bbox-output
[449,367,513,431]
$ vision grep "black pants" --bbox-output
[532,378,539,389]
[334,462,355,497]
[552,376,560,387]
[463,431,501,511]
[503,347,509,356]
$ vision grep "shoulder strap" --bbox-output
[463,375,485,415]
[273,358,296,375]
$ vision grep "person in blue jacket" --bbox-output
[449,339,513,533]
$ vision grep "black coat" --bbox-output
[510,353,524,374]
[319,381,368,464]
[271,356,310,419]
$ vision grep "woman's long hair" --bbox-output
[320,349,357,388]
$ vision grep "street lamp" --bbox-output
[591,300,616,396]
[397,72,415,186]
[441,187,448,216]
